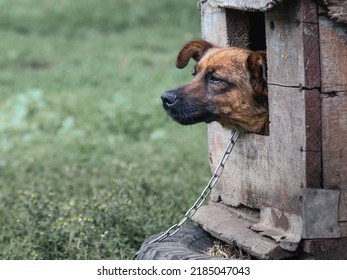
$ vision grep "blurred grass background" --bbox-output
[0,0,210,259]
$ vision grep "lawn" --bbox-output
[0,0,210,259]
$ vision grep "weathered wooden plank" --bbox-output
[207,0,283,11]
[264,86,306,212]
[207,1,322,209]
[208,125,270,207]
[319,15,347,92]
[250,206,303,251]
[244,86,306,212]
[207,122,243,204]
[339,190,347,221]
[322,93,347,190]
[197,0,347,260]
[301,0,319,23]
[200,0,230,204]
[305,90,321,151]
[207,0,347,24]
[302,23,321,88]
[266,0,320,88]
[340,222,347,237]
[305,90,322,188]
[204,1,323,212]
[200,1,228,47]
[194,203,293,259]
[303,238,347,259]
[208,88,321,214]
[317,0,347,24]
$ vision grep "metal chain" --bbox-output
[132,131,240,259]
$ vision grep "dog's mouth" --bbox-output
[162,100,217,125]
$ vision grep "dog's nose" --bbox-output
[161,91,178,106]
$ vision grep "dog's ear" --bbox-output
[247,51,267,95]
[176,39,217,69]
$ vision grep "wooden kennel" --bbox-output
[193,0,347,259]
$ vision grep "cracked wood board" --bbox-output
[193,203,293,259]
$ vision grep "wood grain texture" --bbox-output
[340,222,347,237]
[339,190,347,222]
[199,0,347,258]
[305,90,322,188]
[251,206,303,251]
[266,0,320,88]
[209,86,313,214]
[207,0,284,11]
[322,93,347,190]
[200,1,228,47]
[303,238,347,259]
[205,0,347,23]
[317,0,347,24]
[194,203,293,259]
[205,0,322,213]
[319,15,347,92]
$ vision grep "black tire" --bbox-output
[136,226,228,260]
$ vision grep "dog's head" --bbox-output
[161,39,269,135]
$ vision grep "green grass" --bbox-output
[0,0,210,259]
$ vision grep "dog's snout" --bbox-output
[161,91,178,106]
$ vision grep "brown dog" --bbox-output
[161,39,269,135]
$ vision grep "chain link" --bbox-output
[132,131,240,259]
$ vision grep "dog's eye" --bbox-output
[192,68,196,76]
[208,74,223,83]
